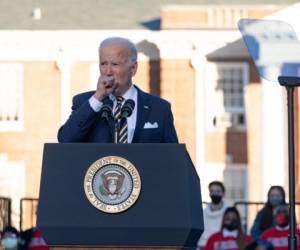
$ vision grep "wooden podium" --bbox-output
[37,143,203,249]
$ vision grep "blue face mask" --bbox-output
[1,238,18,249]
[269,197,283,207]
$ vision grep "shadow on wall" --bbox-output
[136,40,161,96]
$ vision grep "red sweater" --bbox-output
[261,227,300,250]
[28,228,49,250]
[204,231,252,250]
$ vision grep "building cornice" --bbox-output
[0,30,241,61]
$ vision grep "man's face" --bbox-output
[209,184,224,204]
[100,43,137,96]
[209,185,223,195]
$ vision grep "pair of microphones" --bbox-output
[100,96,135,120]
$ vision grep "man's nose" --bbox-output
[106,64,113,76]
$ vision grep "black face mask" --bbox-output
[223,219,239,231]
[210,194,222,204]
[223,220,238,231]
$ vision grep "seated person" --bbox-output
[204,207,253,250]
[260,205,300,250]
[251,186,286,240]
[1,226,19,250]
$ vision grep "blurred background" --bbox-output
[0,0,300,233]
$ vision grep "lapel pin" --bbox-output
[144,105,149,109]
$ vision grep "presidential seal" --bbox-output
[84,156,141,213]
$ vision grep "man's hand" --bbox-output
[94,75,116,101]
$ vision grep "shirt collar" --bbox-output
[109,84,136,102]
[123,84,136,100]
[275,225,289,231]
[222,228,238,238]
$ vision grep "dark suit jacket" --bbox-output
[57,86,178,143]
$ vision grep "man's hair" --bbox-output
[99,37,138,62]
[208,180,226,193]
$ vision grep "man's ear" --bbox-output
[131,61,138,77]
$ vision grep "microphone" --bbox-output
[100,96,113,119]
[121,99,135,118]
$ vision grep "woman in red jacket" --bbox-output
[204,207,253,250]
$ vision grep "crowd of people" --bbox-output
[0,183,298,250]
[0,226,48,250]
[197,182,299,250]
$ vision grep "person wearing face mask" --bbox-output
[197,181,229,249]
[204,207,253,250]
[250,186,286,241]
[1,226,19,250]
[260,205,300,250]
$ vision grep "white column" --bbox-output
[56,47,73,125]
[191,48,211,200]
[261,66,288,198]
[191,48,206,177]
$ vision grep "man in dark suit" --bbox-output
[58,37,178,143]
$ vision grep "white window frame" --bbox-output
[223,164,248,203]
[0,63,24,132]
[206,62,249,131]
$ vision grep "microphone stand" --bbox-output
[278,76,300,250]
[114,119,120,144]
[114,99,135,144]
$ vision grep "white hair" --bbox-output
[99,37,138,62]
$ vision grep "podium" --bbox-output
[37,143,203,249]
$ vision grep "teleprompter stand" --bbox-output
[278,76,300,250]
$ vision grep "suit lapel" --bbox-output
[132,87,150,143]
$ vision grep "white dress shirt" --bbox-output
[88,84,138,143]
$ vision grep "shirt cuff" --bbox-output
[89,95,103,112]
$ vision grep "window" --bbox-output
[206,62,249,130]
[0,64,23,131]
[223,164,248,231]
[223,164,248,203]
[217,67,244,110]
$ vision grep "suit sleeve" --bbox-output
[162,103,178,143]
[57,96,99,142]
